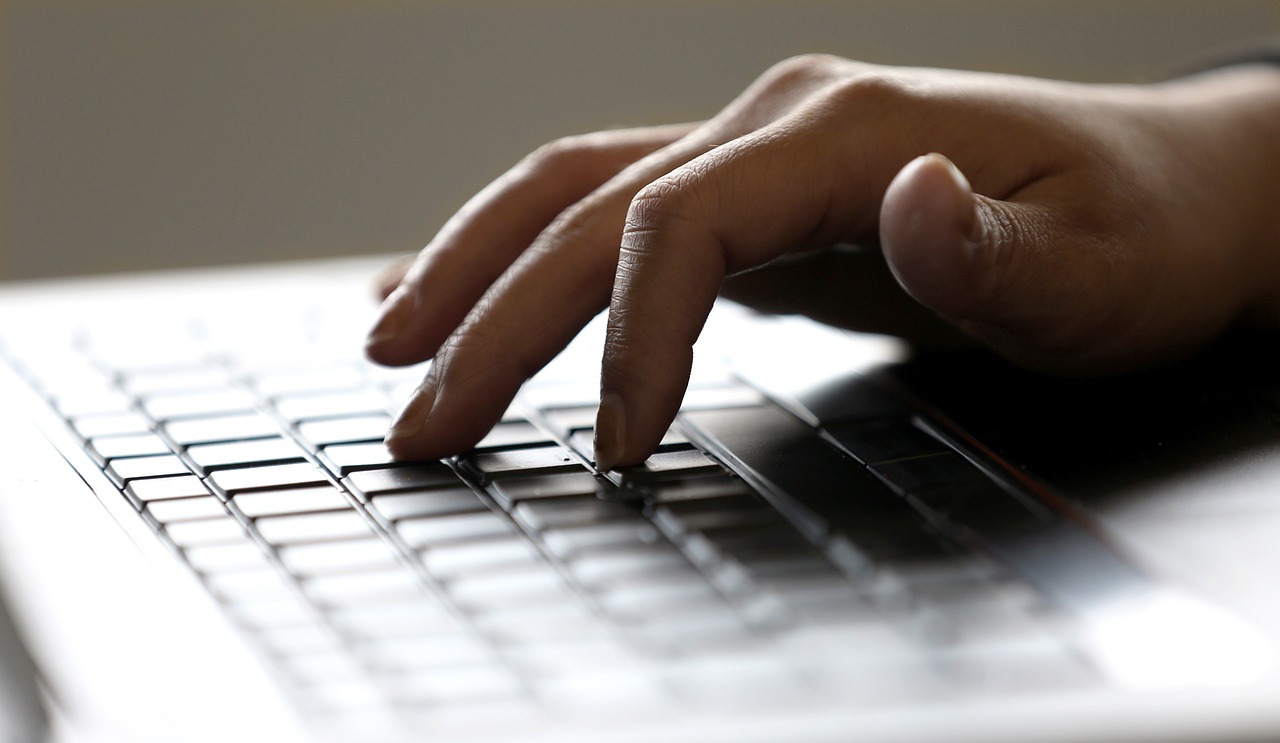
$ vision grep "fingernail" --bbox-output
[593,392,627,472]
[386,377,437,446]
[926,152,984,245]
[366,287,411,350]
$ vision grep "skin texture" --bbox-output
[365,55,1280,470]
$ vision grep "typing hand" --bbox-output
[366,55,1280,469]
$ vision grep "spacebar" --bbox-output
[680,405,945,561]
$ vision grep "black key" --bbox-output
[646,475,751,504]
[512,496,637,531]
[823,418,948,464]
[256,511,373,545]
[465,445,584,480]
[473,420,551,451]
[653,495,779,534]
[790,374,913,426]
[619,449,722,478]
[681,405,949,560]
[488,472,600,510]
[678,385,766,410]
[368,488,486,521]
[540,406,599,435]
[869,451,993,495]
[343,464,463,499]
[909,482,1054,537]
[396,511,514,548]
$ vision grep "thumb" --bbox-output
[880,152,1013,319]
[879,152,1109,371]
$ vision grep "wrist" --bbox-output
[1158,65,1280,326]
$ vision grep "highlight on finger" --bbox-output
[363,124,700,370]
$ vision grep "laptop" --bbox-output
[2,255,1279,742]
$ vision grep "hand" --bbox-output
[366,54,1280,469]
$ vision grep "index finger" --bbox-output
[595,118,894,469]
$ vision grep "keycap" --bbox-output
[488,472,600,510]
[681,405,948,561]
[142,389,258,420]
[395,511,514,548]
[250,367,366,397]
[186,437,308,475]
[274,390,389,422]
[568,429,690,461]
[205,569,295,603]
[652,495,780,535]
[360,634,490,670]
[71,411,152,438]
[303,569,425,607]
[210,463,330,494]
[512,496,637,531]
[297,415,391,446]
[785,374,913,427]
[419,537,542,579]
[473,420,551,451]
[568,548,692,588]
[256,511,374,545]
[615,449,722,481]
[328,601,457,640]
[230,596,317,629]
[147,496,230,522]
[679,384,766,410]
[184,541,271,572]
[540,406,599,435]
[368,489,485,521]
[385,665,522,703]
[320,442,400,475]
[88,433,171,462]
[107,454,191,485]
[823,418,949,464]
[474,604,601,644]
[446,564,572,610]
[165,517,248,547]
[541,522,663,559]
[255,624,344,656]
[646,475,751,503]
[164,413,281,445]
[466,446,583,480]
[594,577,727,620]
[870,451,994,495]
[279,539,400,575]
[126,475,211,504]
[53,388,134,418]
[232,487,351,518]
[123,368,229,395]
[344,464,463,498]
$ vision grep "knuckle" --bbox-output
[522,134,597,178]
[625,175,699,239]
[758,53,847,91]
[821,70,910,110]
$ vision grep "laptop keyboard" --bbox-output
[1,305,1101,736]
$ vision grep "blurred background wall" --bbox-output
[6,1,1279,280]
